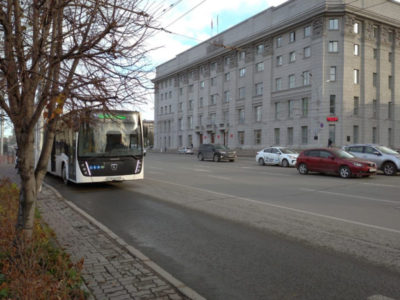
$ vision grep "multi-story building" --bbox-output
[153,0,400,151]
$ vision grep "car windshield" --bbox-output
[280,148,297,154]
[334,149,355,159]
[375,145,399,155]
[215,144,229,150]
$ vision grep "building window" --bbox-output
[169,105,172,113]
[274,128,280,145]
[275,102,280,120]
[303,71,310,85]
[289,31,296,43]
[178,102,183,112]
[224,56,231,66]
[188,100,193,111]
[275,78,282,91]
[388,102,393,119]
[210,113,216,125]
[289,51,296,62]
[179,88,183,96]
[301,126,308,144]
[223,91,230,103]
[372,127,377,143]
[353,125,359,144]
[223,111,229,123]
[389,52,393,62]
[238,87,245,99]
[255,106,262,122]
[188,116,193,129]
[160,107,163,115]
[373,26,378,38]
[388,31,394,42]
[277,55,283,66]
[239,67,246,77]
[238,131,245,145]
[200,81,205,88]
[254,130,262,145]
[255,83,263,96]
[303,46,311,58]
[373,73,377,87]
[188,84,193,93]
[178,118,182,130]
[329,66,336,81]
[353,69,359,84]
[256,44,264,54]
[256,62,264,72]
[329,41,338,52]
[288,100,294,118]
[389,76,393,90]
[199,114,203,126]
[354,44,359,56]
[353,97,359,116]
[330,95,336,115]
[276,36,282,48]
[288,74,295,88]
[353,22,360,34]
[287,127,294,145]
[211,77,216,86]
[224,72,230,81]
[304,25,311,37]
[388,128,393,147]
[238,109,245,124]
[210,94,217,105]
[329,124,336,144]
[302,97,308,117]
[169,91,172,98]
[199,97,203,107]
[372,99,377,118]
[239,51,246,61]
[373,48,377,59]
[210,62,217,71]
[329,18,339,30]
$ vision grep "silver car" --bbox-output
[343,144,400,176]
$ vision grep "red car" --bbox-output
[295,148,377,178]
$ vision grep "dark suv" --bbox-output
[197,144,236,162]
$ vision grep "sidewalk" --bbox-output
[0,164,204,300]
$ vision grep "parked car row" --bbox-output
[191,143,400,179]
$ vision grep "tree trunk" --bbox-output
[16,130,37,238]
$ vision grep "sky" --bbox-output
[138,0,289,120]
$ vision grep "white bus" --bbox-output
[47,110,144,183]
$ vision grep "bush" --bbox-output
[0,178,87,299]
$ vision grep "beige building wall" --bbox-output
[153,0,400,151]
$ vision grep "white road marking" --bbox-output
[367,295,395,300]
[361,182,400,188]
[301,188,399,204]
[192,168,210,172]
[148,178,400,235]
[208,175,232,181]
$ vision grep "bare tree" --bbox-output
[0,0,159,237]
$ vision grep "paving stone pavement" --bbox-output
[0,163,202,300]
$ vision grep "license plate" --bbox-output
[369,168,376,172]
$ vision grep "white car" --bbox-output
[178,146,194,154]
[256,147,298,167]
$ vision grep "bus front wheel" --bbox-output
[62,165,69,185]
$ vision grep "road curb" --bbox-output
[43,182,206,300]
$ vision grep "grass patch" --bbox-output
[0,178,87,299]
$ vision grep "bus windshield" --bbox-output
[78,114,143,158]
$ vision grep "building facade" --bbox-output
[153,0,400,151]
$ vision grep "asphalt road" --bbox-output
[46,152,400,300]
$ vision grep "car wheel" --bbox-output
[198,153,204,161]
[281,159,289,167]
[383,162,396,176]
[213,154,220,162]
[229,159,235,162]
[258,158,265,166]
[62,165,68,185]
[339,165,351,178]
[298,163,308,175]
